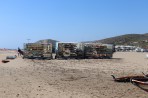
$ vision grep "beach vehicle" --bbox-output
[55,42,84,59]
[111,75,147,82]
[131,78,148,92]
[23,43,52,59]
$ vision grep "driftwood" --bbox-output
[142,72,148,77]
[131,78,148,92]
[111,75,147,82]
[2,60,10,63]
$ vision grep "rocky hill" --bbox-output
[35,33,148,51]
[94,33,148,48]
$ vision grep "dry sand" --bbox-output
[0,51,148,98]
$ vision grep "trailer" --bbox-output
[55,42,84,59]
[23,43,52,59]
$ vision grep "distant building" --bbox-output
[115,45,136,52]
[115,45,148,52]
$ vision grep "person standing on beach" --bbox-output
[18,47,24,57]
[17,48,21,57]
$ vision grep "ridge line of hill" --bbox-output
[36,33,148,49]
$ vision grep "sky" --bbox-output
[0,0,148,49]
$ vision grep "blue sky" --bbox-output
[0,0,148,49]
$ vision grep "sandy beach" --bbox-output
[0,51,148,98]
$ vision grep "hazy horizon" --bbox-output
[0,0,148,49]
